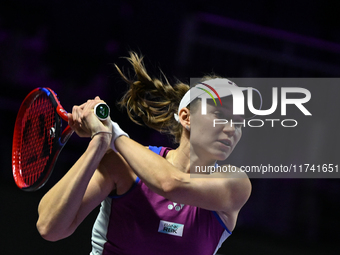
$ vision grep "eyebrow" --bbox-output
[216,106,245,120]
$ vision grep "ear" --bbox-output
[178,107,190,130]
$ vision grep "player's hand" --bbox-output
[68,96,112,138]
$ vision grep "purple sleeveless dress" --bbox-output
[90,146,231,255]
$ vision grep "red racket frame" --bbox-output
[12,87,74,191]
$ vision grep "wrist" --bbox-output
[91,131,112,139]
[90,132,112,152]
[110,121,129,152]
[113,135,128,153]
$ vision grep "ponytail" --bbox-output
[115,52,189,143]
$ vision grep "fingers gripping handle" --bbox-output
[93,103,128,152]
[94,103,110,120]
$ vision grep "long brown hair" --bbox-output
[115,52,189,143]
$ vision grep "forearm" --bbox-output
[37,136,109,240]
[115,136,178,196]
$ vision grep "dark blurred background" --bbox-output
[1,0,340,254]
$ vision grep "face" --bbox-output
[189,97,243,162]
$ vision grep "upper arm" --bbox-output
[71,150,135,231]
[163,168,251,218]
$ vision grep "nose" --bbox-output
[222,121,235,137]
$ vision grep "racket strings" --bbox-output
[19,95,56,186]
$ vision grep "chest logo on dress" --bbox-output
[168,202,184,211]
[158,220,184,237]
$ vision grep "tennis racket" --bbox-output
[12,87,110,191]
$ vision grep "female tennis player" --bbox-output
[36,52,252,255]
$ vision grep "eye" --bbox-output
[214,111,224,118]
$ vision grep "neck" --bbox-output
[169,139,190,173]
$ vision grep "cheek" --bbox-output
[234,129,242,145]
[192,114,213,131]
[191,118,215,142]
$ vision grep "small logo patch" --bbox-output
[158,220,184,237]
[167,202,184,211]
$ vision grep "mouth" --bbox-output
[219,139,232,147]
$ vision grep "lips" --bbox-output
[219,139,232,147]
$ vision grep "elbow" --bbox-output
[36,220,57,242]
[160,176,183,201]
[161,180,174,198]
[36,219,70,242]
[36,202,75,241]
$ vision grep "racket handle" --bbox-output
[94,103,110,120]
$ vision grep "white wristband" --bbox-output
[110,121,129,152]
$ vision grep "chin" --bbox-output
[211,144,232,160]
[213,150,231,161]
